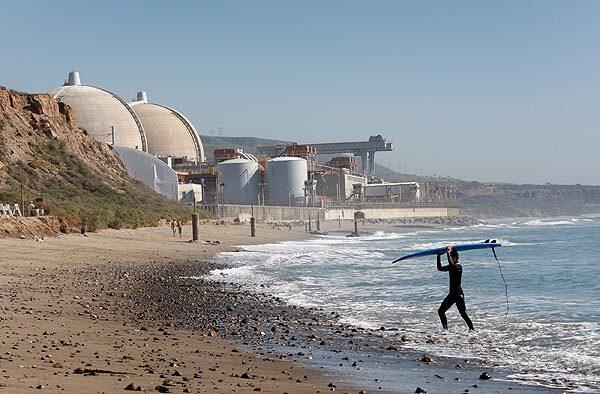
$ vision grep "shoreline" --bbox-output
[203,223,568,393]
[0,222,569,392]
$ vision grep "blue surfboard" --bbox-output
[392,239,501,263]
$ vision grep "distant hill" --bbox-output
[199,135,600,218]
[453,182,600,218]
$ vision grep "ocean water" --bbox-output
[207,216,600,390]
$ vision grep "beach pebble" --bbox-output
[400,334,411,342]
[124,383,142,391]
[479,372,492,380]
[415,387,427,393]
[420,355,434,363]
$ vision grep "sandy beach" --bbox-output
[0,221,563,393]
[0,222,359,393]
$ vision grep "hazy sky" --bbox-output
[1,1,599,184]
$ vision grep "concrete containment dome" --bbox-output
[130,91,204,164]
[49,71,147,151]
[217,158,260,205]
[266,157,308,205]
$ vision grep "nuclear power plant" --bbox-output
[48,70,458,221]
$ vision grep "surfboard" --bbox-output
[391,239,501,263]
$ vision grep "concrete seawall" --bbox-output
[200,204,326,221]
[200,204,459,221]
[324,206,459,220]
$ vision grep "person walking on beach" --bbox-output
[436,246,474,330]
[171,220,177,237]
[176,220,182,238]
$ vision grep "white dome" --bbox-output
[130,92,204,163]
[49,71,147,151]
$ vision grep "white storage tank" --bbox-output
[217,158,260,205]
[266,157,308,205]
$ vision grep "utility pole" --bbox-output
[192,195,199,242]
[250,205,256,237]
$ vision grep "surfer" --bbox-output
[436,246,474,330]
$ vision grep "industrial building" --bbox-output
[355,182,421,203]
[183,136,431,210]
[193,135,461,221]
[316,173,367,200]
[113,146,179,200]
[194,137,428,210]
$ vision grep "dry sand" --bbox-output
[0,222,362,393]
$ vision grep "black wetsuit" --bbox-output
[437,253,474,330]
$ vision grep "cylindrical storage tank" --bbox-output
[217,158,260,205]
[266,157,308,205]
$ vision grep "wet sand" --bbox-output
[0,221,562,393]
